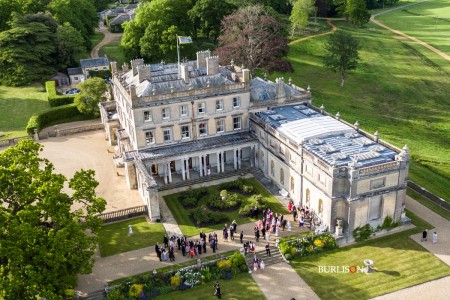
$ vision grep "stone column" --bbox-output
[186,158,190,180]
[251,145,255,167]
[167,162,172,183]
[163,163,168,184]
[237,148,242,169]
[203,154,208,175]
[199,155,203,177]
[234,149,238,170]
[221,151,225,173]
[216,152,221,173]
[181,158,186,181]
[125,161,137,189]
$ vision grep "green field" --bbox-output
[291,210,450,299]
[0,85,49,138]
[98,217,167,257]
[377,0,450,56]
[278,19,450,201]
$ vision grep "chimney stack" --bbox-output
[242,69,250,83]
[130,59,144,76]
[206,56,219,75]
[180,63,190,84]
[276,78,286,99]
[196,50,211,69]
[138,64,151,83]
[111,61,117,74]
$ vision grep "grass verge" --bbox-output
[407,188,450,221]
[163,177,288,237]
[99,41,126,66]
[290,210,449,299]
[98,217,166,257]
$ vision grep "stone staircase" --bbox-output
[157,167,259,191]
[244,245,285,270]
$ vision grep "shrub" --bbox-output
[129,284,143,298]
[26,104,93,134]
[170,274,181,289]
[229,252,246,269]
[353,224,374,242]
[242,184,254,194]
[313,239,325,248]
[180,187,207,207]
[190,205,228,225]
[208,191,241,209]
[217,259,232,270]
[45,81,75,107]
[285,253,293,260]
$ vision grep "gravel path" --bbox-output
[90,22,123,59]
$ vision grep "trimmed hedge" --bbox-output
[26,103,92,134]
[46,81,75,107]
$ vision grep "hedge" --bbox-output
[26,103,92,134]
[46,81,75,107]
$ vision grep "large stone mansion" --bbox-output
[99,50,409,237]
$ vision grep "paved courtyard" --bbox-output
[39,130,143,212]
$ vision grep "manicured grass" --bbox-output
[98,217,167,257]
[99,41,126,66]
[407,188,450,221]
[280,21,450,201]
[290,210,450,299]
[0,85,49,138]
[164,177,288,237]
[154,272,265,300]
[377,0,450,56]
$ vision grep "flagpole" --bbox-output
[176,34,180,77]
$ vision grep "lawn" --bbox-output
[0,85,49,138]
[154,272,265,300]
[99,41,126,66]
[98,217,166,257]
[377,0,450,56]
[290,210,450,299]
[164,177,288,237]
[278,21,450,202]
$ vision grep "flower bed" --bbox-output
[278,233,338,260]
[106,252,248,300]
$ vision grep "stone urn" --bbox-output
[335,219,343,236]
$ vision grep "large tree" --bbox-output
[56,22,87,69]
[74,77,109,117]
[290,0,317,35]
[323,30,360,86]
[188,0,236,41]
[345,0,370,26]
[0,140,106,299]
[0,13,57,86]
[122,0,194,62]
[215,4,291,73]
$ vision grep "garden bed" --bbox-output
[164,177,288,237]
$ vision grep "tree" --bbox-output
[122,0,194,62]
[0,13,57,86]
[48,0,98,48]
[215,4,292,73]
[290,0,317,35]
[0,140,106,299]
[74,77,109,117]
[345,0,370,26]
[188,0,236,41]
[56,22,87,68]
[323,30,360,86]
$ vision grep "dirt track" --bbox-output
[90,23,123,58]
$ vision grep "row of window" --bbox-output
[145,116,242,145]
[143,97,241,122]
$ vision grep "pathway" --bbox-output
[289,19,336,45]
[370,1,450,62]
[371,195,450,300]
[90,22,123,59]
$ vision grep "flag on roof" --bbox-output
[178,36,193,44]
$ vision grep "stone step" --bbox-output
[244,246,285,269]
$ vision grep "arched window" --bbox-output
[318,199,324,217]
[270,160,274,176]
[280,168,284,185]
[290,176,294,192]
[306,188,310,208]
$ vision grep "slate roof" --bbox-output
[80,57,109,69]
[109,12,135,25]
[255,105,397,168]
[124,132,257,162]
[250,77,304,101]
[67,67,83,76]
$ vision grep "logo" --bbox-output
[318,266,366,273]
